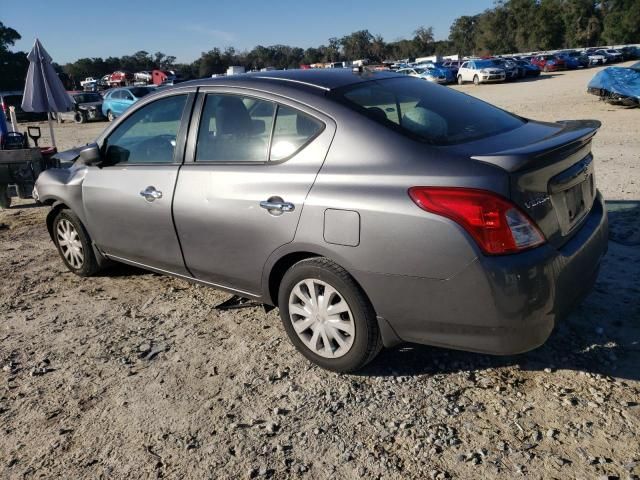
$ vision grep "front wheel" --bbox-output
[278,258,382,372]
[107,110,115,122]
[473,75,480,85]
[74,111,86,124]
[52,209,101,276]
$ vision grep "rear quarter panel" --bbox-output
[289,108,510,281]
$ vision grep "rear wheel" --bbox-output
[457,75,463,85]
[544,65,549,73]
[52,209,100,276]
[473,75,480,85]
[278,258,382,372]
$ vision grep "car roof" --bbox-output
[178,69,403,93]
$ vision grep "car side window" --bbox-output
[270,106,323,161]
[110,90,120,99]
[195,94,275,162]
[461,62,468,69]
[103,94,187,165]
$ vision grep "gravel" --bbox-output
[1,64,639,479]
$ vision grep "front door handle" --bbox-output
[260,197,295,215]
[140,186,163,202]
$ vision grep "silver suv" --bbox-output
[35,70,608,372]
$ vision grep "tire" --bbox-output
[544,65,549,73]
[107,110,115,122]
[473,75,480,85]
[52,209,101,277]
[74,111,86,124]
[56,114,63,124]
[0,184,11,209]
[457,75,463,85]
[278,258,382,373]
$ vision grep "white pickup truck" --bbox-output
[80,77,98,90]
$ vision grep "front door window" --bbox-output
[103,94,187,165]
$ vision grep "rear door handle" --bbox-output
[260,198,295,214]
[140,186,163,202]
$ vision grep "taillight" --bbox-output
[408,187,545,255]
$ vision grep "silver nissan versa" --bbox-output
[34,69,608,372]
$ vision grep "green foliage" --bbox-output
[602,0,640,44]
[0,21,28,91]
[448,0,638,55]
[2,1,639,92]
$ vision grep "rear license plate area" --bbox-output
[549,156,596,236]
[564,180,587,223]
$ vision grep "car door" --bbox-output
[173,89,336,295]
[119,90,135,115]
[82,90,195,274]
[465,62,475,81]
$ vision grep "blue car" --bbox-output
[558,54,581,70]
[515,60,542,77]
[102,86,155,121]
[415,63,455,83]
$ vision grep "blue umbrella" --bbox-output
[21,39,73,147]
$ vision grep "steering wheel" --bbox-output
[135,134,177,162]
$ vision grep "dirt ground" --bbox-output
[1,63,639,480]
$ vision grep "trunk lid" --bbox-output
[469,119,601,248]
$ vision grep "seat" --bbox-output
[199,97,266,161]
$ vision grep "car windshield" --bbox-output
[475,60,495,68]
[129,87,153,98]
[413,68,426,74]
[73,93,101,103]
[332,77,525,145]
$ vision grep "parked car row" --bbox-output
[54,86,157,124]
[81,70,182,92]
[389,45,639,87]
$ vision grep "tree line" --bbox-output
[1,0,638,90]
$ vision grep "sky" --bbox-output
[3,0,494,64]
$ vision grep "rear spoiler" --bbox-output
[471,119,601,173]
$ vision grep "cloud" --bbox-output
[185,25,236,43]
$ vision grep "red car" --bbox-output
[108,71,133,87]
[531,55,566,72]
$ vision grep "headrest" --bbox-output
[217,97,251,135]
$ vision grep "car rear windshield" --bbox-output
[473,60,495,69]
[130,87,153,98]
[331,77,525,145]
[73,93,101,103]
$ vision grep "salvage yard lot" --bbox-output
[1,64,639,479]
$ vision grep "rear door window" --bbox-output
[270,106,323,161]
[195,94,275,162]
[195,94,324,162]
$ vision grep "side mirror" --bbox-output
[78,143,101,165]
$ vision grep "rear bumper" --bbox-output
[355,192,609,354]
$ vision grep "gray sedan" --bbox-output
[34,70,608,372]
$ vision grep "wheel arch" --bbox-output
[46,201,112,268]
[45,200,71,241]
[264,248,402,349]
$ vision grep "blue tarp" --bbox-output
[587,65,640,106]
